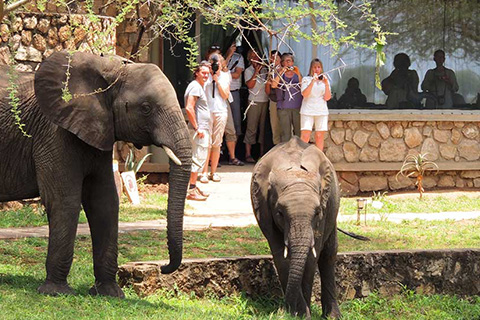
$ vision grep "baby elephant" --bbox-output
[251,137,341,319]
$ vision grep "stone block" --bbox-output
[330,128,345,145]
[362,121,376,131]
[23,16,38,29]
[0,47,11,65]
[458,140,480,161]
[47,28,59,47]
[421,138,439,161]
[334,121,344,128]
[32,34,47,52]
[460,171,480,179]
[433,129,450,143]
[368,132,382,148]
[58,25,72,42]
[388,174,414,190]
[359,145,378,162]
[455,177,466,188]
[21,30,32,46]
[404,127,422,148]
[15,45,42,62]
[379,139,407,162]
[340,172,359,185]
[391,124,404,138]
[474,179,480,188]
[359,176,388,192]
[451,128,462,144]
[347,121,359,130]
[325,145,344,163]
[343,142,360,162]
[462,124,479,139]
[376,122,390,139]
[437,176,455,188]
[0,24,10,43]
[353,130,369,148]
[345,128,353,141]
[439,145,456,160]
[339,180,359,196]
[37,18,51,34]
[437,121,454,130]
[423,126,433,137]
[422,176,438,189]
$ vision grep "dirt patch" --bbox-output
[138,183,169,194]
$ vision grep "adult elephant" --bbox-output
[251,137,341,319]
[0,51,192,297]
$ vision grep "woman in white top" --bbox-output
[300,58,331,150]
[200,53,231,183]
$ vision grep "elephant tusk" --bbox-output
[284,246,288,258]
[163,146,182,166]
[312,247,317,258]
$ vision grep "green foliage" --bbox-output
[124,148,152,174]
[6,65,31,137]
[398,153,439,199]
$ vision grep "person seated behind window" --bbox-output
[337,77,367,109]
[381,53,420,109]
[421,49,460,109]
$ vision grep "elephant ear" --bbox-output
[300,145,335,211]
[34,51,118,151]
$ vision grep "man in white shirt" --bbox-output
[243,49,269,162]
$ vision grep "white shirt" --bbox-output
[244,65,269,102]
[227,53,244,91]
[204,71,231,114]
[300,76,329,116]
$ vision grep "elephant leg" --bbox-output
[318,233,341,319]
[267,231,289,293]
[38,195,82,296]
[82,168,125,298]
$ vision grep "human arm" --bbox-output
[185,95,204,138]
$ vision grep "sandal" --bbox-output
[245,156,256,163]
[228,158,244,166]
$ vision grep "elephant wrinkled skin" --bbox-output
[251,137,341,319]
[0,51,192,297]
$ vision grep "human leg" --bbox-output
[300,114,314,143]
[291,109,301,137]
[277,109,291,142]
[269,101,281,145]
[314,115,328,151]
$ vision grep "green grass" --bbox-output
[0,193,168,228]
[1,222,480,319]
[340,195,480,216]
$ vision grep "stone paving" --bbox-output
[1,163,480,239]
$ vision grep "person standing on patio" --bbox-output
[265,50,282,145]
[300,58,331,150]
[199,53,231,183]
[271,52,303,142]
[185,61,211,201]
[243,49,269,163]
[225,42,245,166]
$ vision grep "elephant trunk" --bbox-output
[285,223,314,317]
[160,118,192,274]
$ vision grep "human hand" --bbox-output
[197,130,205,139]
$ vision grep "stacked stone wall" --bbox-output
[118,249,480,302]
[0,12,115,70]
[323,120,480,195]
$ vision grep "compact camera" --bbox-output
[314,74,324,80]
[287,66,295,71]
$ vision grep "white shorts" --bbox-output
[300,114,328,131]
[190,129,210,172]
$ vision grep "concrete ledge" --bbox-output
[118,249,480,301]
[329,109,480,121]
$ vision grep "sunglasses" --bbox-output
[210,45,221,50]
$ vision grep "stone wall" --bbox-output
[118,249,480,302]
[0,12,115,70]
[324,113,480,195]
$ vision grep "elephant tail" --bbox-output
[337,228,370,241]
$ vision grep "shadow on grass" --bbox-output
[0,273,43,291]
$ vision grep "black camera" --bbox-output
[315,74,323,80]
[211,55,219,74]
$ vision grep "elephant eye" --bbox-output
[141,102,152,115]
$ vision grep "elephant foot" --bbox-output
[321,302,341,319]
[89,281,125,298]
[38,280,76,296]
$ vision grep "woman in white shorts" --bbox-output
[300,58,331,150]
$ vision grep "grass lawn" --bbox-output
[2,191,480,228]
[1,219,480,319]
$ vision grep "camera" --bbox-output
[211,55,219,74]
[314,74,323,80]
[287,66,294,71]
